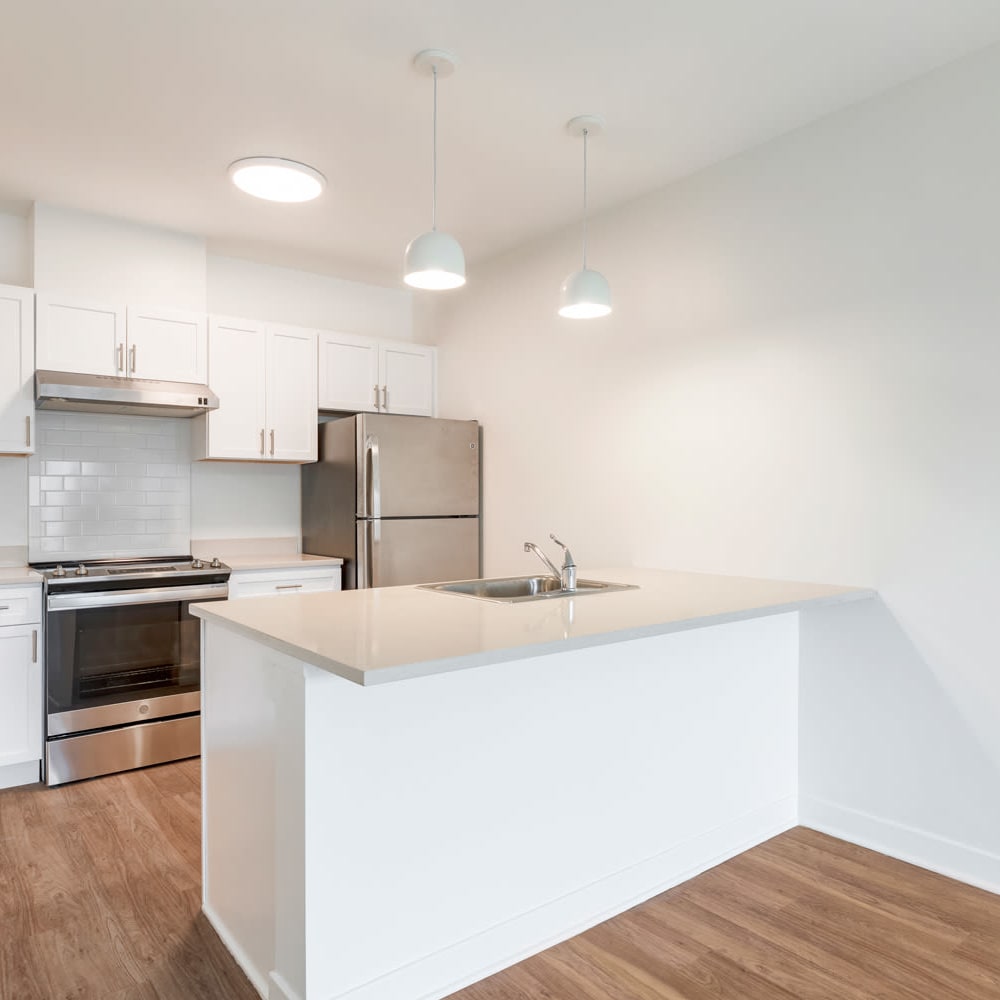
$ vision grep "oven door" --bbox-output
[46,582,228,736]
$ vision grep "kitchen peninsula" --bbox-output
[193,569,870,1000]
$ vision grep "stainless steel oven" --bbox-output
[35,557,230,785]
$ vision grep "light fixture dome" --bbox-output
[404,230,466,290]
[404,49,466,291]
[559,267,611,318]
[228,156,325,203]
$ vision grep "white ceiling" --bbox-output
[2,1,1000,283]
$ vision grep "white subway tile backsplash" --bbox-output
[29,411,191,562]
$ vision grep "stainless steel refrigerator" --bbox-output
[302,414,481,588]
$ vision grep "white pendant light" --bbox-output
[228,156,325,203]
[404,49,466,291]
[559,116,611,319]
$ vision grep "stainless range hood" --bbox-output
[35,370,219,418]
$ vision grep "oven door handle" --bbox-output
[46,583,229,612]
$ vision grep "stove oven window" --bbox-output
[47,600,200,715]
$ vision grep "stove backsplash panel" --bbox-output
[28,412,191,562]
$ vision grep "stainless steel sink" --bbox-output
[419,575,638,604]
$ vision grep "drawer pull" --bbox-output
[0,605,9,611]
[275,584,303,591]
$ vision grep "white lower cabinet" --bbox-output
[0,285,35,455]
[193,317,318,463]
[228,565,342,599]
[0,585,43,789]
[319,332,436,416]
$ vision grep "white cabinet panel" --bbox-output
[318,332,380,412]
[126,306,207,383]
[0,285,34,455]
[228,566,341,599]
[0,625,42,769]
[379,341,435,417]
[202,317,268,461]
[318,332,436,417]
[36,293,125,376]
[195,317,317,463]
[266,325,317,463]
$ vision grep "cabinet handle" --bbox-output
[260,428,265,456]
[275,584,303,591]
[32,630,38,663]
[373,384,380,410]
[382,385,388,410]
[25,415,31,448]
[270,429,275,456]
[117,344,124,372]
[0,605,9,611]
[130,344,137,373]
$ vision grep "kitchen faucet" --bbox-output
[524,534,577,592]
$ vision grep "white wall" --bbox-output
[0,211,31,288]
[427,45,1000,877]
[32,203,207,309]
[207,255,413,337]
[190,462,301,543]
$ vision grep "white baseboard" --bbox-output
[331,796,797,1000]
[0,759,41,790]
[269,970,304,1000]
[800,795,1000,896]
[202,902,270,999]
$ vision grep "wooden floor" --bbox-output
[2,763,999,1000]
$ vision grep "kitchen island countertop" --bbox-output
[192,567,871,686]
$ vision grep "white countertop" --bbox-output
[222,553,344,572]
[192,568,872,686]
[0,566,41,585]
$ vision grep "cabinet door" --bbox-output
[0,285,34,455]
[318,331,380,413]
[205,317,267,460]
[266,325,317,463]
[379,340,436,416]
[35,293,126,376]
[126,306,207,383]
[0,626,42,768]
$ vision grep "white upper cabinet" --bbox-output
[267,325,318,462]
[0,285,35,455]
[318,331,380,413]
[125,306,207,383]
[378,340,436,417]
[318,332,435,417]
[193,317,317,463]
[36,293,125,376]
[37,294,207,383]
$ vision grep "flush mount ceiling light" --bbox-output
[404,49,466,291]
[559,115,611,319]
[228,156,326,203]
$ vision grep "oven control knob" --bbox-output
[53,564,66,577]
[75,564,89,576]
[191,558,204,569]
[210,557,222,569]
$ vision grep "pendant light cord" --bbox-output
[582,128,589,269]
[431,65,438,232]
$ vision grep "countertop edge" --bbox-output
[193,585,875,687]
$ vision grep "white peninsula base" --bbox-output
[200,599,811,1000]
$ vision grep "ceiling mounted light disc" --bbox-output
[228,157,326,203]
[404,230,466,290]
[559,267,611,318]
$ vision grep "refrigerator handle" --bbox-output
[366,434,382,540]
[364,519,376,588]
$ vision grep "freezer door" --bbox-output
[357,517,480,588]
[357,414,479,517]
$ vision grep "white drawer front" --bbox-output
[229,568,341,599]
[0,586,42,626]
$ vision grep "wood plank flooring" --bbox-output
[2,761,999,999]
